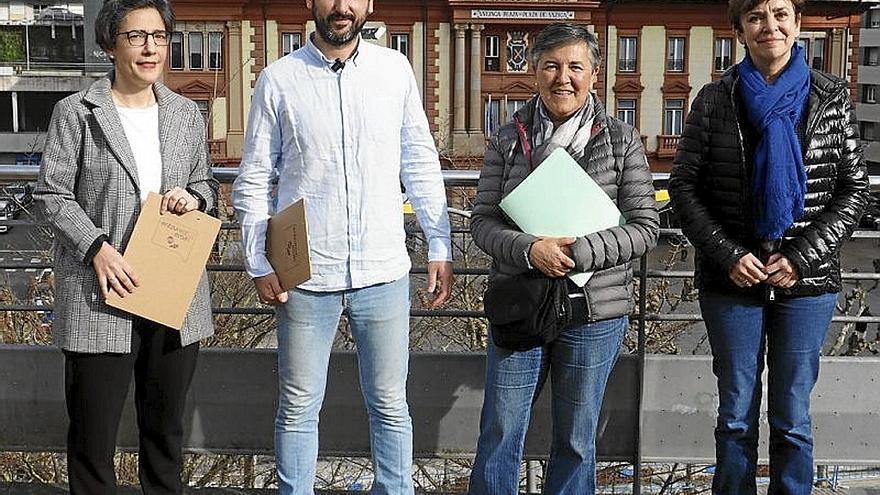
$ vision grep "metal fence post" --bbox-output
[525,460,540,494]
[634,254,648,494]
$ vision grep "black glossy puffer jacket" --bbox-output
[669,67,869,296]
[471,96,659,322]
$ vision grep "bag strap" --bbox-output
[513,114,533,171]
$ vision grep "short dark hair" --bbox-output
[95,0,175,51]
[530,23,601,70]
[728,0,804,32]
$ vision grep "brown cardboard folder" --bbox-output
[106,192,221,330]
[267,198,311,291]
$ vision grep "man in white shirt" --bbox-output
[231,1,453,493]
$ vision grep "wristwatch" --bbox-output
[523,242,535,270]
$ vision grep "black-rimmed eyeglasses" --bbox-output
[116,30,170,47]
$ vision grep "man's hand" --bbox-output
[764,253,799,289]
[254,272,289,305]
[160,187,199,215]
[93,242,139,299]
[425,260,453,308]
[529,237,576,278]
[729,253,768,288]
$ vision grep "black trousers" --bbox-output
[64,318,199,495]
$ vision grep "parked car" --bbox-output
[0,182,34,216]
[859,191,880,230]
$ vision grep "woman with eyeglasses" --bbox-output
[34,0,217,493]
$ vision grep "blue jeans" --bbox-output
[274,276,413,495]
[700,290,837,495]
[468,316,627,495]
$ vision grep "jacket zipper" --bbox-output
[578,284,592,321]
[578,113,605,323]
[579,109,607,323]
[803,88,836,147]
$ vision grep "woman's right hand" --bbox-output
[93,242,140,299]
[529,237,576,278]
[729,252,768,289]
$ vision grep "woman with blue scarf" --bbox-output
[669,0,868,493]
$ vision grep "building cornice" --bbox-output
[168,0,248,20]
[449,0,598,8]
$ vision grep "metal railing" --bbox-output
[618,59,637,72]
[2,166,880,493]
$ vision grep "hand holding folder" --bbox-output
[106,192,221,329]
[499,148,625,286]
[266,198,312,292]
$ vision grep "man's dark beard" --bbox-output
[313,7,366,46]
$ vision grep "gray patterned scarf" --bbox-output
[531,93,596,166]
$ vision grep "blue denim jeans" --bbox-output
[700,290,837,495]
[274,276,413,495]
[468,316,627,495]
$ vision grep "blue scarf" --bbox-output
[738,44,810,241]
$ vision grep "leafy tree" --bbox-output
[0,29,24,63]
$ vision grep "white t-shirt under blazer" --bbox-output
[116,104,162,203]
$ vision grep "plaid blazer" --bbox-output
[35,74,218,353]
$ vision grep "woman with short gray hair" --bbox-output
[529,22,602,71]
[468,22,658,494]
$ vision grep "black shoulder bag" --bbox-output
[483,271,572,352]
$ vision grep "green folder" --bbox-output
[499,148,625,286]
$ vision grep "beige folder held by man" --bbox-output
[106,192,221,330]
[266,198,311,291]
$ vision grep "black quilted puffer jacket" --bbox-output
[471,96,659,322]
[669,67,869,297]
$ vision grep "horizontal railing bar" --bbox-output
[0,304,485,319]
[408,266,488,275]
[641,270,880,281]
[642,270,693,278]
[203,265,492,275]
[0,261,52,269]
[2,220,471,236]
[8,262,880,283]
[3,166,880,188]
[643,313,703,322]
[0,165,735,185]
[657,228,880,240]
[0,219,43,226]
[214,309,488,318]
[0,304,51,311]
[0,165,485,185]
[641,314,880,324]
[0,302,875,325]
